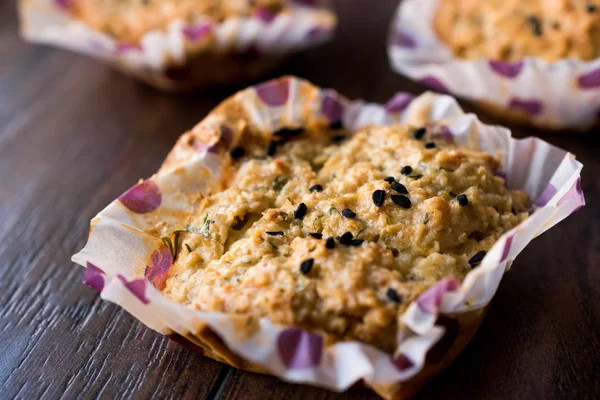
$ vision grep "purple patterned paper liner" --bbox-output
[393,31,416,49]
[577,67,600,89]
[255,7,276,23]
[182,24,212,41]
[118,179,162,214]
[305,27,330,40]
[145,247,173,290]
[419,76,448,94]
[118,275,150,305]
[500,235,514,263]
[416,278,460,314]
[535,183,557,207]
[427,124,454,143]
[489,60,524,79]
[256,77,290,106]
[54,0,72,9]
[115,42,143,54]
[557,177,585,212]
[392,353,415,372]
[277,328,323,369]
[82,262,105,292]
[385,92,415,113]
[508,98,543,116]
[321,93,344,124]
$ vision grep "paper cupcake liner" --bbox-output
[387,0,600,129]
[72,76,584,394]
[19,0,336,90]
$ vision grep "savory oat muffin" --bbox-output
[160,122,529,352]
[72,0,286,43]
[20,0,336,91]
[435,0,600,62]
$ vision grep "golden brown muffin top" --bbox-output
[435,0,600,61]
[159,123,529,352]
[71,0,285,43]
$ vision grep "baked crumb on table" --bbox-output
[160,124,529,353]
[435,0,600,62]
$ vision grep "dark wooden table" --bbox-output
[1,0,599,398]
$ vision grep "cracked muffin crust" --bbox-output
[159,122,529,353]
[435,0,600,62]
[71,0,286,43]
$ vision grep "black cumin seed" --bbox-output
[384,176,395,183]
[309,233,323,239]
[300,258,314,275]
[294,203,307,219]
[329,121,343,130]
[588,4,597,13]
[456,194,468,206]
[527,16,543,36]
[341,208,356,218]
[273,127,304,138]
[401,166,413,175]
[391,195,411,209]
[331,134,346,143]
[425,142,436,149]
[230,146,245,159]
[372,190,386,207]
[468,250,486,267]
[412,127,427,140]
[386,288,402,304]
[266,231,284,236]
[350,239,364,246]
[309,184,324,193]
[266,140,278,156]
[339,232,353,245]
[325,237,335,248]
[391,182,408,194]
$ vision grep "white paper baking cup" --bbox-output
[72,76,584,394]
[19,0,336,90]
[387,0,600,129]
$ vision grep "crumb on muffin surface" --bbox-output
[435,0,600,62]
[70,0,285,43]
[156,123,529,353]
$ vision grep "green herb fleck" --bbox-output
[185,243,192,253]
[422,212,430,224]
[201,213,215,237]
[272,176,289,192]
[161,236,174,261]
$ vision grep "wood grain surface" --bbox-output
[1,0,599,399]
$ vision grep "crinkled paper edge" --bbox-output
[19,0,336,70]
[387,0,600,128]
[72,76,584,393]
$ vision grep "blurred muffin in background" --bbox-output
[20,0,336,91]
[388,0,600,130]
[435,0,600,62]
